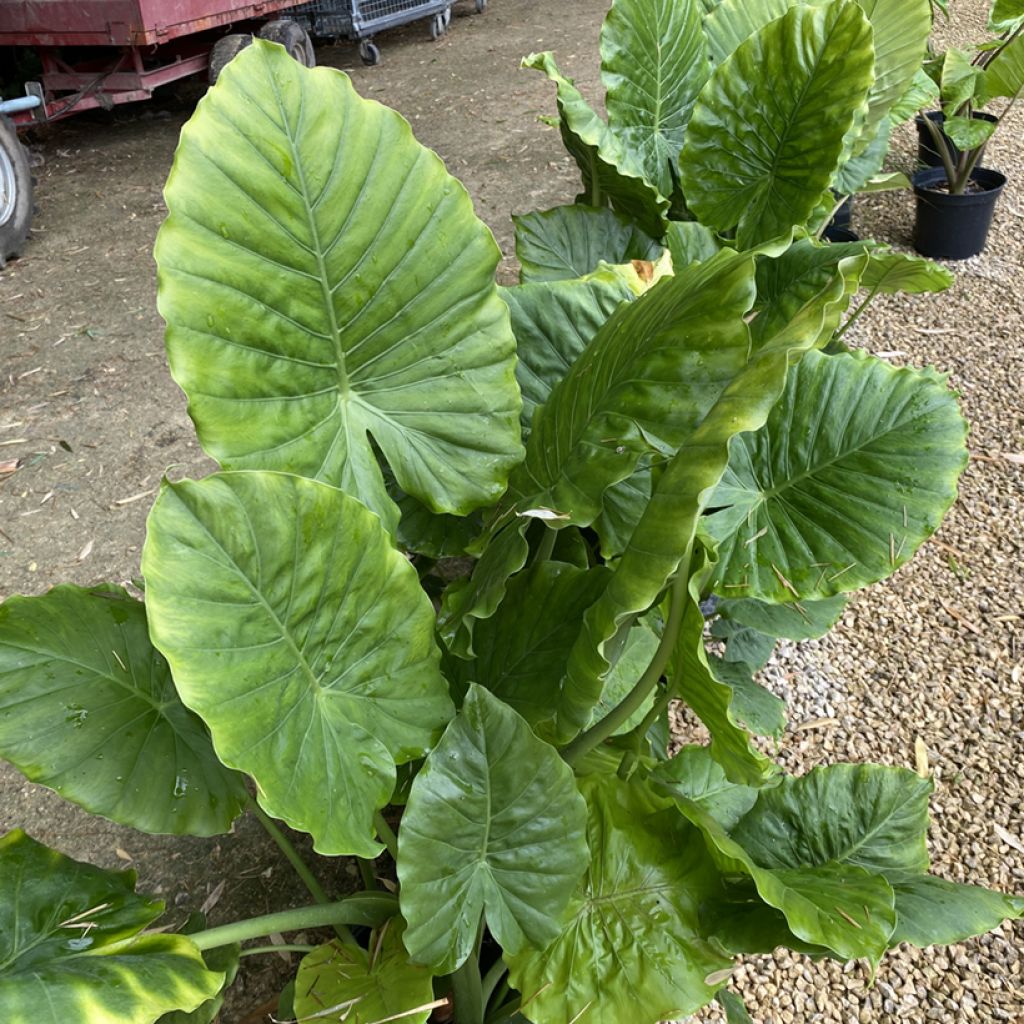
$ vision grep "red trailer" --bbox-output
[0,0,318,263]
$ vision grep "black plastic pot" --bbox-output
[823,225,860,243]
[912,166,1007,260]
[915,110,998,168]
[822,194,856,242]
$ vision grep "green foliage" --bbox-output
[0,32,1019,1024]
[0,831,223,1024]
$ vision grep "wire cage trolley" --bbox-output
[290,0,481,65]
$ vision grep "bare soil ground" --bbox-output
[0,0,1022,1021]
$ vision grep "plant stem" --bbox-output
[190,892,398,951]
[374,810,399,860]
[561,567,690,766]
[451,954,485,1024]
[238,944,317,957]
[922,113,961,192]
[480,957,510,1010]
[833,283,881,343]
[356,857,378,891]
[250,801,330,906]
[532,524,557,566]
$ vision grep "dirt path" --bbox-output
[1,1,1022,1021]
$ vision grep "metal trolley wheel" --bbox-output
[475,0,486,12]
[359,39,382,65]
[0,116,33,268]
[429,10,449,39]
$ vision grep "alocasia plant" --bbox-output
[524,0,933,267]
[0,35,1020,1024]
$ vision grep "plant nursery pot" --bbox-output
[912,166,1007,260]
[915,110,998,168]
[823,224,860,243]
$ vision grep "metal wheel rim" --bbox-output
[0,143,16,228]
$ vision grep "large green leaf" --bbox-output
[293,923,435,1024]
[450,561,608,730]
[710,657,787,738]
[600,0,709,197]
[558,252,842,738]
[990,0,1024,32]
[835,119,893,195]
[677,797,896,961]
[859,250,955,294]
[751,238,869,351]
[506,775,732,1024]
[664,221,721,269]
[512,205,660,283]
[731,764,934,875]
[509,250,756,532]
[397,686,588,973]
[702,0,797,63]
[155,41,521,533]
[890,875,1024,947]
[984,32,1024,101]
[705,350,968,602]
[523,52,669,236]
[852,0,932,152]
[717,594,848,640]
[158,916,240,1024]
[650,745,759,830]
[143,471,452,858]
[680,3,876,249]
[589,623,661,734]
[501,269,636,434]
[0,831,222,1024]
[0,585,246,837]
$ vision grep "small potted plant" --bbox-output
[912,2,1024,258]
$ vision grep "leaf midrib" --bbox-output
[264,56,350,399]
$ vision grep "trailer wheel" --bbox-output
[0,116,32,269]
[209,33,253,85]
[259,21,316,68]
[475,0,487,12]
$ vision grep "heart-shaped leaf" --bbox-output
[600,0,709,197]
[0,831,222,1024]
[143,471,452,858]
[398,685,588,973]
[680,3,876,248]
[156,40,522,533]
[676,795,896,961]
[731,764,934,876]
[505,774,732,1024]
[0,584,247,836]
[705,351,968,602]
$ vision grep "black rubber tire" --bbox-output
[0,116,32,268]
[259,20,316,67]
[359,40,381,66]
[430,13,446,39]
[209,33,253,85]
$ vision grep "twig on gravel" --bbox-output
[937,597,984,636]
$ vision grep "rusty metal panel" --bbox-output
[0,0,310,46]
